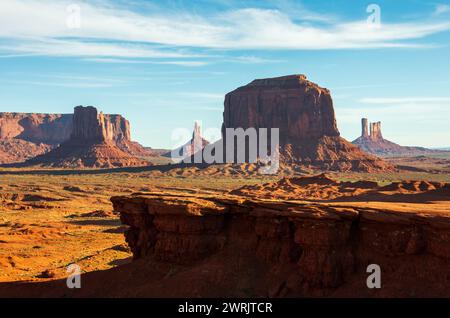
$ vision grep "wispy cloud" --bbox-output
[0,72,127,88]
[0,38,197,58]
[0,0,450,62]
[230,56,283,64]
[3,80,115,88]
[83,58,209,66]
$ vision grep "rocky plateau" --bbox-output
[0,109,152,164]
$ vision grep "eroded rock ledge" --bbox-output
[111,192,450,297]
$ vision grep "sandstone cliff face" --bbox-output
[223,75,339,143]
[0,109,150,164]
[71,106,107,144]
[370,121,382,140]
[220,75,391,172]
[353,118,448,157]
[111,179,450,297]
[0,113,72,145]
[24,106,149,168]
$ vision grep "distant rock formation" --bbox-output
[369,121,383,140]
[23,106,149,168]
[353,118,449,156]
[207,75,392,172]
[0,110,152,164]
[167,122,209,161]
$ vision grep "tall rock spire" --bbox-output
[24,106,149,168]
[370,121,383,140]
[361,118,369,137]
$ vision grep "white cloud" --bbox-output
[230,56,283,64]
[0,72,127,88]
[0,0,450,60]
[0,38,196,58]
[3,80,114,88]
[83,58,209,66]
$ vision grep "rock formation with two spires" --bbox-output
[353,118,447,156]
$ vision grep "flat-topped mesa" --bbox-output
[220,74,392,172]
[223,74,339,144]
[247,74,321,89]
[0,109,150,164]
[0,112,73,145]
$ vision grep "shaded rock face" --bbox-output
[0,109,150,164]
[220,75,392,172]
[353,118,448,157]
[71,106,107,144]
[0,113,72,145]
[111,183,450,297]
[223,75,339,145]
[23,106,149,168]
[69,106,135,145]
[223,75,339,144]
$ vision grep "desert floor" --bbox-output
[0,155,449,285]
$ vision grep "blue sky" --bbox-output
[0,0,449,148]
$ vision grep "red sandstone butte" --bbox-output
[219,75,392,172]
[24,106,149,168]
[0,109,151,164]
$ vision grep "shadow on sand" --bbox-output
[0,162,212,176]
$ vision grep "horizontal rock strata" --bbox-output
[198,75,393,172]
[0,109,151,163]
[112,190,450,297]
